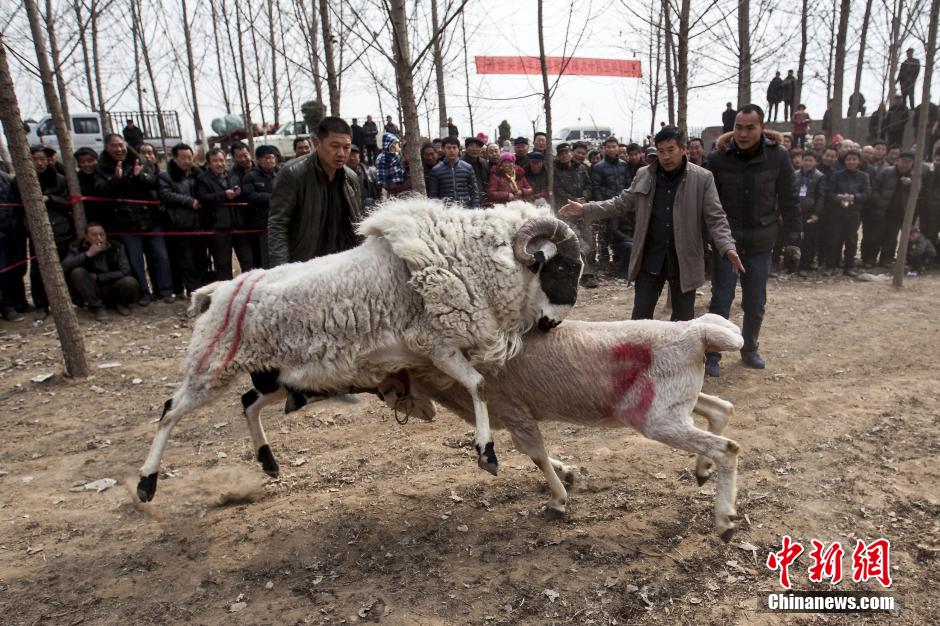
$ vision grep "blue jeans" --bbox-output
[708,249,771,359]
[117,229,173,298]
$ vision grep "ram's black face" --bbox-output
[533,254,583,331]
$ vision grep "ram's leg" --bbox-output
[138,374,223,502]
[241,370,286,477]
[430,351,497,475]
[645,414,740,542]
[509,421,568,518]
[691,393,735,486]
[548,457,577,487]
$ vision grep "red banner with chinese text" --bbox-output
[474,56,642,78]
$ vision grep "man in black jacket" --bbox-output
[12,146,73,320]
[63,222,138,321]
[241,145,280,268]
[825,150,870,275]
[897,48,920,110]
[195,148,254,280]
[158,143,207,295]
[722,102,736,133]
[362,115,379,165]
[461,137,489,205]
[705,104,801,375]
[870,153,916,267]
[427,137,480,208]
[98,133,173,305]
[268,117,362,265]
[592,137,632,272]
[794,151,826,276]
[767,72,784,122]
[350,119,365,153]
[122,119,144,150]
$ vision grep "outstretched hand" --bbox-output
[558,200,584,218]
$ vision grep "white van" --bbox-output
[28,110,182,157]
[552,125,613,150]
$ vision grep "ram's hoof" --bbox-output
[137,473,158,502]
[257,445,280,478]
[695,472,711,487]
[476,442,498,476]
[542,506,566,521]
[720,527,736,543]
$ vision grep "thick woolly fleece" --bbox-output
[358,199,555,368]
[184,198,557,392]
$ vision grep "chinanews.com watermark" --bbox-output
[763,536,898,614]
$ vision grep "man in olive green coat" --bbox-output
[268,117,362,266]
[560,126,742,321]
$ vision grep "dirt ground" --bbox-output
[0,271,938,625]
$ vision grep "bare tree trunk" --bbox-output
[537,0,554,208]
[795,0,808,107]
[886,0,905,99]
[851,0,874,115]
[44,0,71,130]
[894,0,938,286]
[209,0,233,114]
[233,1,256,153]
[649,3,663,136]
[431,0,448,133]
[389,0,425,194]
[663,0,675,126]
[277,0,297,124]
[1,33,89,378]
[248,5,268,131]
[318,0,340,115]
[181,0,204,143]
[825,0,837,101]
[73,0,97,111]
[303,0,323,105]
[26,0,85,233]
[132,0,168,157]
[676,0,690,134]
[131,0,146,119]
[89,0,110,133]
[737,0,751,106]
[460,11,474,135]
[267,0,279,127]
[830,0,851,137]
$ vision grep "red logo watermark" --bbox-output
[766,537,892,589]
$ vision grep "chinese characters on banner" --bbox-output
[766,537,893,589]
[474,56,642,78]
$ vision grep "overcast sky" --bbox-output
[3,0,933,144]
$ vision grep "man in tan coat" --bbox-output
[560,126,742,321]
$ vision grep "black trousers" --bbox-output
[68,267,139,307]
[631,270,695,322]
[880,212,905,264]
[29,239,71,310]
[860,210,884,265]
[365,144,379,165]
[210,231,254,281]
[800,218,819,270]
[168,234,209,295]
[828,212,860,269]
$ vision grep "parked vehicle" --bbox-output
[551,125,613,150]
[254,120,309,158]
[28,110,182,158]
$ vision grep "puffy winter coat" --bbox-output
[826,168,870,215]
[591,156,632,201]
[553,160,593,206]
[97,146,159,232]
[427,159,480,208]
[794,168,826,219]
[158,160,203,230]
[706,137,801,253]
[195,169,246,230]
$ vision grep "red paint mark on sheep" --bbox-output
[195,274,250,374]
[599,342,655,431]
[217,273,266,376]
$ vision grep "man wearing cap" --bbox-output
[871,151,918,266]
[427,136,480,208]
[560,126,740,322]
[554,142,597,287]
[462,137,489,204]
[42,146,66,176]
[241,144,281,268]
[524,152,549,203]
[122,119,144,150]
[513,137,530,169]
[644,146,659,166]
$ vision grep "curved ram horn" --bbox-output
[512,216,581,266]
